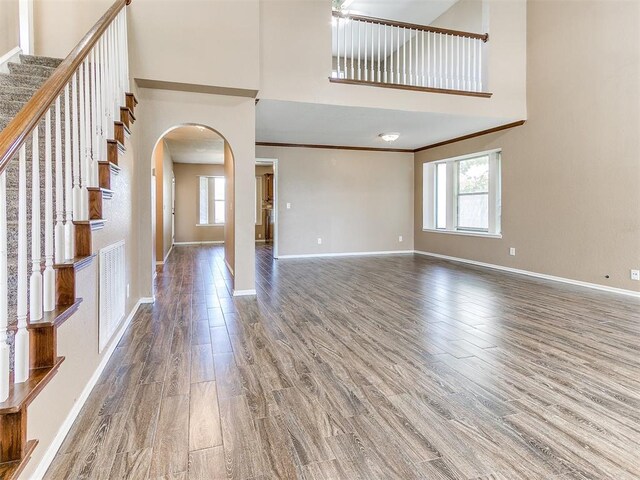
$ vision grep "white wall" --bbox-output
[257,145,414,256]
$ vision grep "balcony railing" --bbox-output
[331,11,489,96]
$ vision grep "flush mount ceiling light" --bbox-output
[379,133,400,143]
[196,126,206,131]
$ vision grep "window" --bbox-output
[198,176,225,225]
[423,150,501,237]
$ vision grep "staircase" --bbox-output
[0,1,136,477]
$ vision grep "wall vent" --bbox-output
[99,240,126,352]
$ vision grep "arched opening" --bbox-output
[150,123,236,290]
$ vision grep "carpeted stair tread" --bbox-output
[19,54,63,69]
[8,63,58,80]
[0,73,48,89]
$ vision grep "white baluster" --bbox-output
[390,25,394,83]
[44,109,55,312]
[91,49,98,187]
[364,22,368,81]
[343,17,348,80]
[357,21,361,80]
[15,144,29,383]
[30,127,43,321]
[478,39,483,92]
[421,31,425,87]
[409,28,412,85]
[402,28,406,85]
[383,25,387,83]
[124,9,130,92]
[79,63,88,220]
[350,20,354,80]
[371,21,375,81]
[472,38,477,92]
[54,96,64,264]
[456,36,461,90]
[439,33,443,88]
[72,72,82,222]
[396,27,400,84]
[336,17,341,78]
[376,23,380,82]
[64,83,74,259]
[427,32,432,87]
[0,170,9,401]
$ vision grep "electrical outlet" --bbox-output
[317,238,322,245]
[631,270,640,281]
[399,235,403,242]
[258,233,262,239]
[509,247,516,256]
[286,202,291,209]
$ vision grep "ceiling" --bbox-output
[256,100,516,151]
[342,0,458,25]
[163,126,225,164]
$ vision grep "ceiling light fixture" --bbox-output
[379,133,400,143]
[196,126,206,131]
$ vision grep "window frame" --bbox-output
[197,175,226,226]
[423,149,502,238]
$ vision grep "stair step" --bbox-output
[0,440,38,480]
[27,298,82,330]
[0,73,47,89]
[0,90,34,104]
[0,357,65,414]
[19,54,63,69]
[8,63,57,80]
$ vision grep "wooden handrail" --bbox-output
[332,11,489,42]
[0,0,130,175]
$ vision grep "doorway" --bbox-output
[255,158,278,259]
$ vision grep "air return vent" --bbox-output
[99,240,126,352]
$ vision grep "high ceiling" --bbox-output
[163,126,225,164]
[256,100,517,151]
[343,0,458,25]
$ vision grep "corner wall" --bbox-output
[0,0,20,57]
[414,0,640,293]
[154,139,174,263]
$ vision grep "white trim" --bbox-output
[422,229,502,239]
[155,244,174,265]
[278,250,414,259]
[18,0,33,55]
[31,296,153,480]
[196,223,224,227]
[0,47,21,73]
[255,239,266,243]
[414,250,640,298]
[233,289,257,297]
[173,241,224,245]
[431,148,502,164]
[225,258,234,276]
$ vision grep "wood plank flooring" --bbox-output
[45,244,640,479]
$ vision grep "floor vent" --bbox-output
[99,240,126,352]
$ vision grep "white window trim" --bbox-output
[423,149,502,238]
[198,175,225,226]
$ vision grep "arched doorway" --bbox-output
[150,124,236,289]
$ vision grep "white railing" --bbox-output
[331,11,489,93]
[0,2,130,398]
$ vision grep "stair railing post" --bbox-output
[30,128,43,321]
[15,144,29,383]
[64,83,75,259]
[78,61,88,220]
[72,72,82,223]
[44,109,55,312]
[54,95,64,264]
[0,169,9,401]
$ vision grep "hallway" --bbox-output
[45,245,640,479]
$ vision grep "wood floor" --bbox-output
[46,244,640,479]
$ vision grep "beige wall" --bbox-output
[256,146,414,256]
[260,0,526,120]
[430,0,484,33]
[415,0,640,293]
[153,140,174,262]
[136,89,255,294]
[24,125,145,479]
[174,163,225,244]
[0,0,20,56]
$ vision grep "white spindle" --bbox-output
[383,25,387,83]
[439,33,443,88]
[44,109,55,312]
[396,27,400,84]
[364,22,368,81]
[350,20,354,79]
[123,9,130,92]
[0,170,8,401]
[30,128,43,321]
[402,28,406,85]
[72,73,81,222]
[409,28,412,85]
[91,49,98,187]
[343,18,347,80]
[357,21,361,80]
[64,83,74,259]
[376,24,380,82]
[477,39,483,91]
[15,144,29,383]
[421,31,425,87]
[54,96,64,264]
[472,38,477,91]
[390,25,394,83]
[336,17,341,78]
[427,32,432,87]
[371,21,375,81]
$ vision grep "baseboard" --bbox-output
[414,250,640,298]
[156,245,174,266]
[31,297,148,479]
[255,239,266,243]
[140,296,155,304]
[174,241,224,246]
[233,289,257,297]
[225,258,234,276]
[0,46,21,73]
[278,250,414,259]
